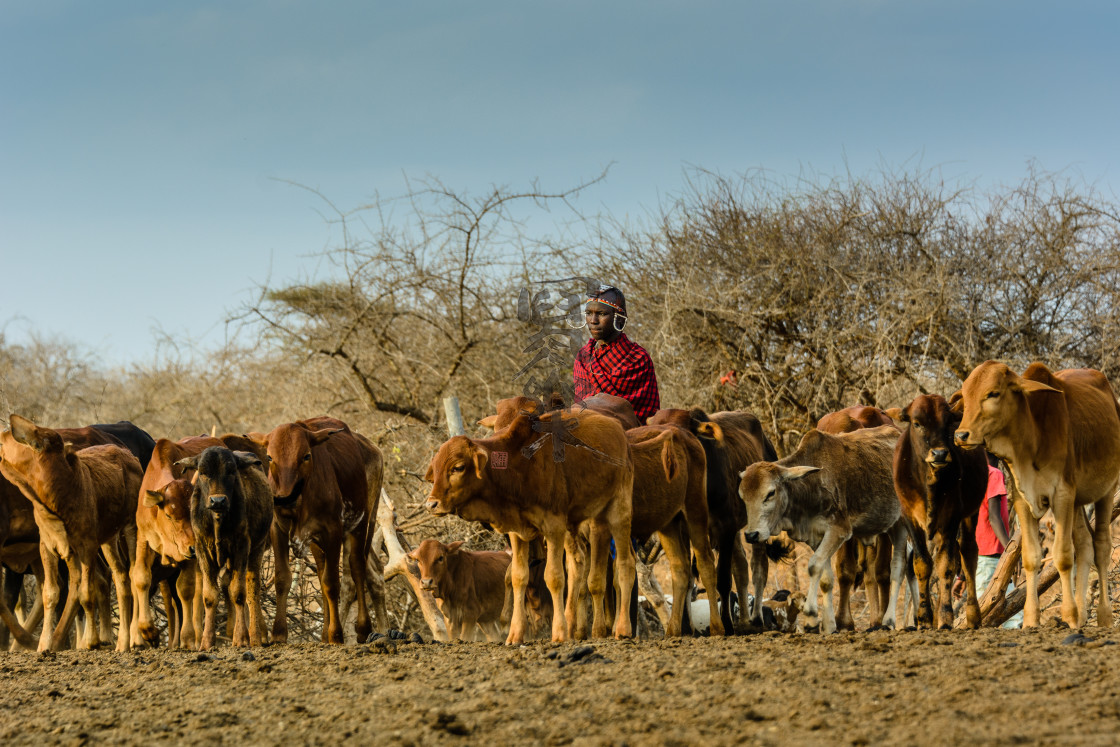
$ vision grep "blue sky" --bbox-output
[3,1,1118,365]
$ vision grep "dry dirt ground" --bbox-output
[3,626,1120,746]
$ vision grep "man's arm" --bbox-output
[988,495,1011,548]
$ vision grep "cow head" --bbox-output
[900,394,961,476]
[261,422,341,508]
[424,436,491,516]
[0,415,74,488]
[408,538,463,598]
[143,478,197,560]
[739,462,820,542]
[478,396,544,432]
[954,361,1057,452]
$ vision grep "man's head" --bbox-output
[585,285,627,342]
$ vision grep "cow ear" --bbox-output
[9,415,43,451]
[781,465,821,482]
[473,448,488,479]
[898,407,910,423]
[447,540,465,553]
[695,421,725,444]
[144,490,166,508]
[407,548,419,561]
[173,455,199,478]
[477,415,499,430]
[884,407,904,422]
[309,428,344,446]
[1016,379,1059,394]
[948,391,964,413]
[424,462,435,483]
[233,451,263,470]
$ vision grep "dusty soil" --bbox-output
[3,626,1119,746]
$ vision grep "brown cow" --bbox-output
[816,406,899,630]
[409,538,511,641]
[478,393,640,432]
[262,417,385,644]
[626,425,724,636]
[0,415,141,651]
[425,409,635,643]
[895,394,987,629]
[955,361,1120,628]
[179,446,273,650]
[132,435,224,649]
[647,408,778,633]
[740,426,908,632]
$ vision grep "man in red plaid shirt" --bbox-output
[573,285,661,424]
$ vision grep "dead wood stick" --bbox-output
[376,487,449,642]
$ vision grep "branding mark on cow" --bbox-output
[490,451,509,469]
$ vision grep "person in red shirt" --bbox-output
[573,285,661,424]
[972,454,1022,628]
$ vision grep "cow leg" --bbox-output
[1092,493,1114,627]
[505,534,530,645]
[874,535,893,624]
[101,537,133,652]
[933,528,961,630]
[607,524,636,640]
[1011,497,1043,627]
[1049,485,1079,627]
[656,525,689,637]
[230,567,249,648]
[747,542,768,628]
[586,521,612,639]
[909,529,934,628]
[877,523,910,630]
[0,568,36,650]
[74,554,101,650]
[542,529,569,643]
[481,619,503,643]
[802,525,849,633]
[715,533,735,633]
[1071,508,1093,627]
[311,540,344,644]
[564,532,590,639]
[958,516,982,629]
[729,539,752,631]
[176,564,198,649]
[345,527,372,644]
[247,547,268,648]
[832,540,857,631]
[43,550,74,651]
[199,560,219,651]
[270,523,292,644]
[680,514,724,637]
[159,578,179,649]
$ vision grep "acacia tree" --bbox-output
[244,174,607,429]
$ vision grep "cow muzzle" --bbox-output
[425,498,447,515]
[926,448,951,467]
[187,546,196,559]
[744,531,762,544]
[208,494,230,513]
[420,578,435,591]
[954,430,980,449]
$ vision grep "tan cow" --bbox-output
[409,538,511,642]
[816,406,899,630]
[955,361,1120,628]
[626,425,724,636]
[425,409,635,643]
[0,415,141,651]
[740,426,908,633]
[261,417,385,644]
[132,436,223,649]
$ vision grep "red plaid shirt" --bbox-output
[573,333,661,424]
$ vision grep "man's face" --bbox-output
[585,300,617,341]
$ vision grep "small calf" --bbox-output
[410,538,511,642]
[180,447,273,650]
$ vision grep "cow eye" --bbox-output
[266,455,273,462]
[764,489,775,502]
[437,556,445,563]
[302,453,312,462]
[451,464,466,474]
[986,391,999,399]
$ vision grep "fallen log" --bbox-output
[375,487,449,642]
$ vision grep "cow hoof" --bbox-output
[802,624,820,634]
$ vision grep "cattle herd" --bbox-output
[1,358,1118,654]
